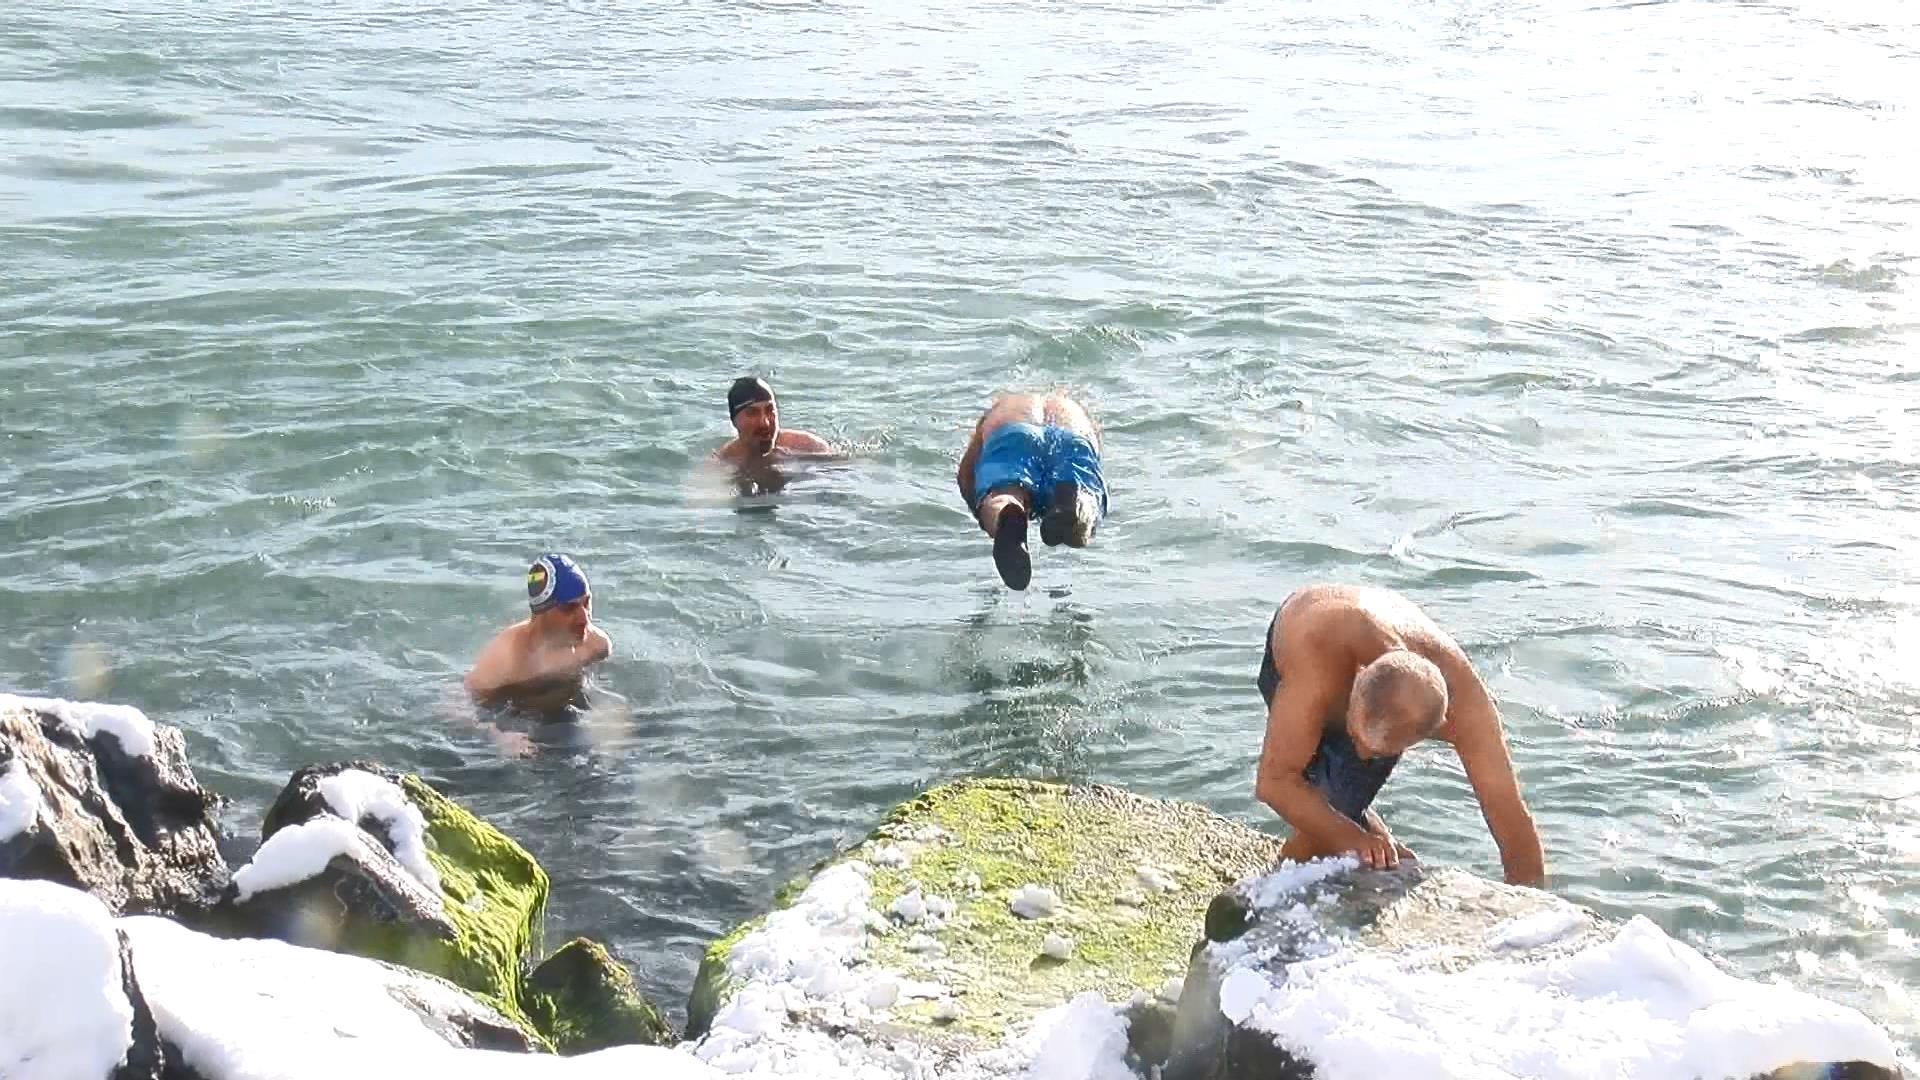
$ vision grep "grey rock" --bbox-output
[0,700,227,920]
[217,761,456,952]
[1162,863,1902,1080]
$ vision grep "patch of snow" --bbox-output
[316,769,442,895]
[865,976,900,1011]
[925,894,954,920]
[1220,914,1900,1080]
[1,693,157,758]
[903,933,944,955]
[1040,933,1074,961]
[1135,865,1177,893]
[1014,992,1134,1080]
[0,757,41,841]
[231,816,399,903]
[1159,977,1185,1003]
[119,909,726,1078]
[1008,884,1057,919]
[889,888,927,924]
[1487,905,1587,950]
[0,879,134,1080]
[1245,855,1357,910]
[871,844,909,868]
[694,860,1139,1079]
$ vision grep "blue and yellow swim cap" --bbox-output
[527,554,590,613]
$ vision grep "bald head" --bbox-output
[1347,650,1447,758]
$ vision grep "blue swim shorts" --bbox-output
[970,422,1109,519]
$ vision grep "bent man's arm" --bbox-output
[1253,628,1382,862]
[1446,665,1546,888]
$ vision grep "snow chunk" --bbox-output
[889,888,927,924]
[317,769,442,895]
[904,933,945,955]
[1220,914,1900,1080]
[1136,865,1178,893]
[1040,933,1075,961]
[1015,992,1134,1080]
[0,757,41,841]
[119,912,727,1078]
[870,844,909,868]
[1246,855,1357,910]
[231,817,390,902]
[0,879,134,1080]
[1487,905,1586,951]
[1008,884,1057,919]
[1,693,156,757]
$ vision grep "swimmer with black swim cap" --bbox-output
[712,376,837,464]
[464,553,612,709]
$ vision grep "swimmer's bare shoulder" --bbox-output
[464,622,529,697]
[774,429,837,455]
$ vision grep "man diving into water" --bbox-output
[465,553,612,711]
[955,391,1108,591]
[1254,583,1546,888]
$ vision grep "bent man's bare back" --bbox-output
[972,393,1099,444]
[1255,583,1547,887]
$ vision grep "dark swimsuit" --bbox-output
[1259,614,1401,822]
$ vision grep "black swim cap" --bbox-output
[727,376,775,419]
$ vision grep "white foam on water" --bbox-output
[0,879,135,1080]
[316,769,442,895]
[1222,914,1900,1080]
[1,692,157,758]
[230,816,393,902]
[0,757,41,841]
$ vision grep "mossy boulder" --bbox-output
[686,777,1284,1044]
[524,937,674,1054]
[234,763,553,1046]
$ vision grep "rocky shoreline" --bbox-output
[1,692,1906,1080]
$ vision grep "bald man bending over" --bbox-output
[1253,584,1546,888]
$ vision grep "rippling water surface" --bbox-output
[4,0,1918,1059]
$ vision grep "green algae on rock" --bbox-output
[239,764,556,1047]
[524,937,675,1055]
[687,777,1284,1043]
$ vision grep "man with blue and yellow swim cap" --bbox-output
[955,391,1108,590]
[464,553,612,707]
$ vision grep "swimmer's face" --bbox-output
[539,595,592,640]
[733,399,779,456]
